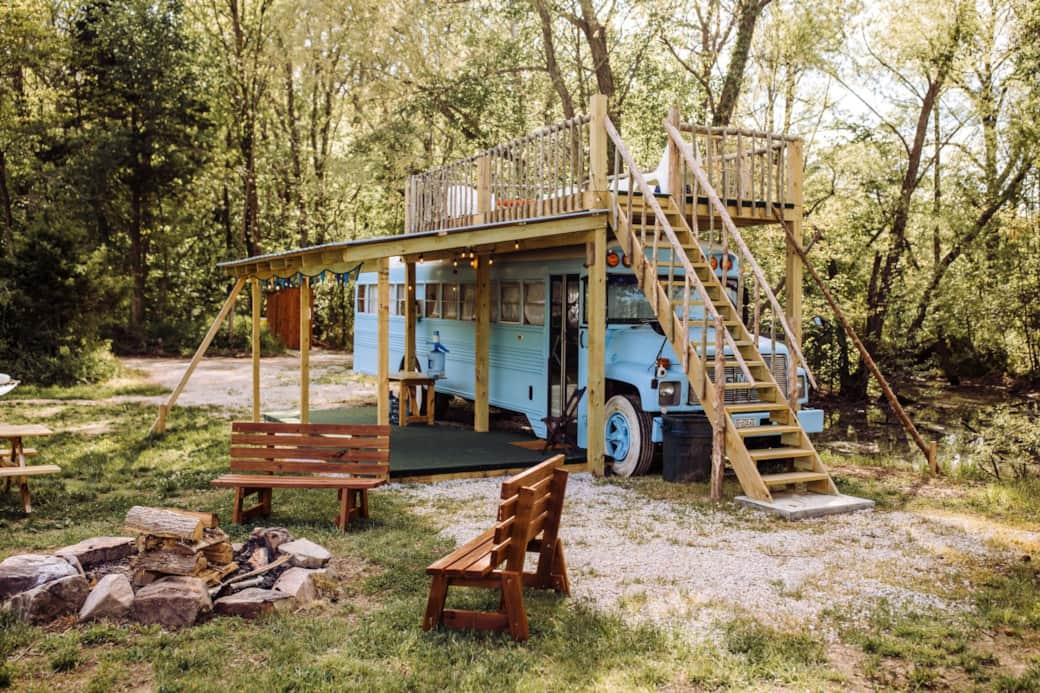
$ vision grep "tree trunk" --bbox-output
[713,0,771,126]
[534,0,575,119]
[0,150,14,258]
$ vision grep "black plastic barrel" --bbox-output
[661,413,712,482]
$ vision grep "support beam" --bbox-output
[474,255,491,432]
[666,105,681,196]
[586,230,606,475]
[251,278,261,422]
[588,94,609,207]
[785,139,804,410]
[377,258,390,426]
[299,276,311,424]
[476,156,492,224]
[405,261,417,371]
[151,277,246,434]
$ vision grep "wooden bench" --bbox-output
[0,448,38,460]
[422,455,570,641]
[210,422,390,531]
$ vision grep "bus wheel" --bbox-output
[604,395,654,477]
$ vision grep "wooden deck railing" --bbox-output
[405,115,592,234]
[674,123,798,211]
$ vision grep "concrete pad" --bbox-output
[735,492,875,520]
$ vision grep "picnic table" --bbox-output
[0,424,59,513]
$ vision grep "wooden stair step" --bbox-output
[748,447,815,461]
[722,381,774,390]
[726,402,790,413]
[737,424,802,437]
[760,471,831,486]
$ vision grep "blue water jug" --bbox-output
[427,331,449,378]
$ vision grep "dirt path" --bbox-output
[121,351,377,412]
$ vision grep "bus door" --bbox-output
[548,274,581,427]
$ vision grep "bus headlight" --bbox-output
[658,381,680,406]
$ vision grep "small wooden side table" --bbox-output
[388,372,436,426]
[0,424,58,513]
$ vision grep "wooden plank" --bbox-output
[474,254,490,432]
[499,455,563,498]
[210,475,386,489]
[426,529,494,572]
[0,465,60,477]
[300,276,311,424]
[229,459,388,475]
[586,228,606,476]
[151,277,246,433]
[377,258,390,426]
[251,278,261,422]
[232,421,390,436]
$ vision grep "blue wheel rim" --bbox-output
[605,411,631,460]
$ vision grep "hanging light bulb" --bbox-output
[514,240,520,250]
[452,257,458,267]
[418,254,424,264]
[488,255,495,266]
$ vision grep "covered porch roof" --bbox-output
[217,209,610,280]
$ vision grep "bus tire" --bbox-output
[604,394,654,477]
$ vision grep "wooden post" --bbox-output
[150,277,246,434]
[588,94,609,207]
[251,278,261,422]
[377,258,390,426]
[477,156,492,224]
[404,178,413,234]
[666,105,681,197]
[299,276,311,424]
[586,229,607,475]
[475,255,491,432]
[785,139,804,410]
[405,261,417,371]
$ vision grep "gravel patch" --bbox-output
[120,352,374,410]
[394,474,1010,639]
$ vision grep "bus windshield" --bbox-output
[607,276,656,321]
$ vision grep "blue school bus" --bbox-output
[353,245,823,476]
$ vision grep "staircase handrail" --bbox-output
[664,120,818,391]
[604,117,755,384]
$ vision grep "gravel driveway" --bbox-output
[396,474,1014,639]
[122,351,376,411]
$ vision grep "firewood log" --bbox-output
[135,550,207,576]
[125,506,204,542]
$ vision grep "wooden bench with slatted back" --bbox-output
[422,454,570,641]
[210,422,390,531]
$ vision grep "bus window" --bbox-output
[500,282,522,323]
[524,280,545,326]
[396,284,408,316]
[443,283,459,319]
[426,283,441,318]
[461,283,476,320]
[356,283,367,313]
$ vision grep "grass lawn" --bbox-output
[0,377,1038,691]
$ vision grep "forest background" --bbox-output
[1,0,1038,396]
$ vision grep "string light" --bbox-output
[418,254,424,264]
[514,240,520,250]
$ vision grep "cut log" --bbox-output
[125,506,204,542]
[135,550,207,577]
[160,508,219,529]
[201,542,234,566]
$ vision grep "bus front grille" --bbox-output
[690,354,788,405]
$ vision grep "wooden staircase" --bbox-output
[604,120,839,502]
